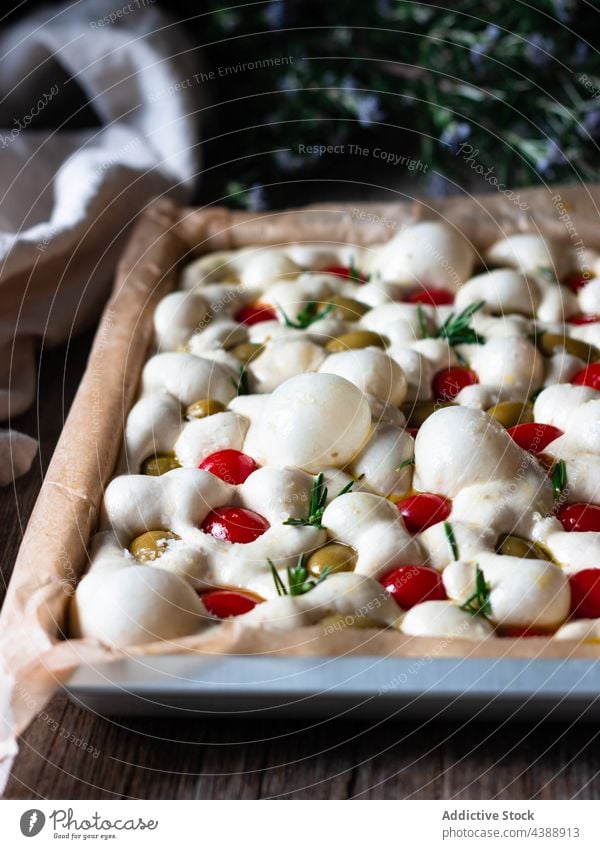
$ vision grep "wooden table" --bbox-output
[2,333,599,800]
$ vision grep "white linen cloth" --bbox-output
[0,0,200,482]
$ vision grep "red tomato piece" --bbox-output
[234,303,278,325]
[322,264,368,283]
[569,569,600,619]
[563,273,593,293]
[432,367,478,401]
[201,590,258,618]
[397,493,451,533]
[201,507,269,543]
[379,565,447,609]
[406,427,419,439]
[572,362,600,390]
[199,449,258,485]
[567,314,600,325]
[404,287,455,306]
[506,422,563,454]
[557,502,600,533]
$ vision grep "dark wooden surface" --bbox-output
[1,330,599,800]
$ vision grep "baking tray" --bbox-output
[4,188,600,745]
[66,655,600,721]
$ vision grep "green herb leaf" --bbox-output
[269,559,288,596]
[552,459,568,499]
[416,304,430,339]
[395,457,415,471]
[269,554,330,597]
[279,300,335,329]
[436,301,486,347]
[460,565,492,618]
[444,521,460,561]
[283,473,356,528]
[229,365,249,395]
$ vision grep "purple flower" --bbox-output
[470,24,501,68]
[440,122,471,152]
[263,1,286,30]
[354,93,384,126]
[525,34,555,69]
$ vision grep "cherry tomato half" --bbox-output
[557,502,600,533]
[563,273,593,294]
[199,449,258,485]
[567,314,600,325]
[379,565,446,609]
[397,492,451,534]
[572,362,600,390]
[322,264,368,283]
[201,590,259,618]
[201,507,269,543]
[432,367,478,401]
[507,422,563,454]
[234,303,278,325]
[569,569,600,619]
[403,287,455,306]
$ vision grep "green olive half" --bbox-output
[487,401,534,428]
[140,452,181,476]
[538,333,600,363]
[400,401,455,428]
[186,398,227,419]
[129,530,181,562]
[321,296,369,322]
[231,342,265,364]
[496,533,550,561]
[306,542,357,578]
[325,330,388,353]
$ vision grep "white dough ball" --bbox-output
[154,291,209,351]
[401,600,493,639]
[370,222,475,289]
[319,349,407,404]
[470,336,544,392]
[260,373,371,472]
[72,565,208,648]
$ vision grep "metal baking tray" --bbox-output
[66,655,600,721]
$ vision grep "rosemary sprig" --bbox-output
[417,304,430,339]
[349,256,369,284]
[444,521,459,561]
[229,365,249,395]
[279,300,334,329]
[436,301,486,347]
[395,457,415,471]
[552,459,568,500]
[283,473,355,528]
[460,565,492,618]
[268,554,331,597]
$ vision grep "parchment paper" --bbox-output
[2,184,600,790]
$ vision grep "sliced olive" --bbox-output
[497,533,550,561]
[186,398,227,419]
[400,401,455,428]
[231,342,265,364]
[487,401,534,428]
[321,613,383,630]
[129,530,181,562]
[140,452,181,476]
[325,330,388,352]
[306,542,357,578]
[538,332,600,363]
[320,296,369,322]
